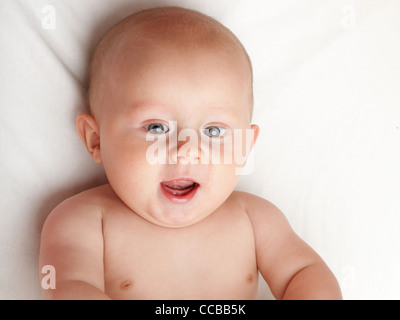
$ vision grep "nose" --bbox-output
[169,128,201,164]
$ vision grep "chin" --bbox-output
[147,207,209,228]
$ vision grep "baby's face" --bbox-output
[94,40,258,228]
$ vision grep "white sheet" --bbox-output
[1,0,399,299]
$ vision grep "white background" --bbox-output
[0,0,399,299]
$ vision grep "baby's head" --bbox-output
[77,7,259,227]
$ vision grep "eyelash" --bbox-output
[202,126,226,138]
[143,122,228,138]
[144,122,170,135]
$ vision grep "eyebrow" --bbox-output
[125,102,247,126]
[125,103,173,120]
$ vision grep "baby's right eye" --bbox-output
[144,123,170,134]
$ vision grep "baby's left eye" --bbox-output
[203,126,226,138]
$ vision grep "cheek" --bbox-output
[205,136,246,168]
[100,133,154,183]
[208,161,239,189]
[220,129,254,168]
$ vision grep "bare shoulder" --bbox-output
[42,186,104,231]
[40,184,122,255]
[40,184,114,253]
[233,191,328,299]
[43,184,116,223]
[39,185,114,298]
[231,191,307,251]
[230,191,288,228]
[227,191,294,251]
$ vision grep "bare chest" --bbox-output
[102,208,258,299]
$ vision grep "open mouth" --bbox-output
[160,179,199,203]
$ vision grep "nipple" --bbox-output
[246,273,255,284]
[120,279,134,290]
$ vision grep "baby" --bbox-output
[39,7,342,300]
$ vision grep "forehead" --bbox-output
[109,41,252,121]
[91,8,253,119]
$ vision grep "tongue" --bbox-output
[161,180,195,189]
[161,180,197,196]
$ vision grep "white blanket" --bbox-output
[1,0,399,299]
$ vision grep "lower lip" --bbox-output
[160,183,199,204]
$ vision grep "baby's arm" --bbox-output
[243,192,342,300]
[39,196,110,300]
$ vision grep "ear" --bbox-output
[76,113,102,163]
[245,124,260,157]
[250,124,260,148]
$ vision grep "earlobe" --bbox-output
[76,113,102,163]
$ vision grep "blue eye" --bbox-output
[203,126,226,138]
[145,123,169,134]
